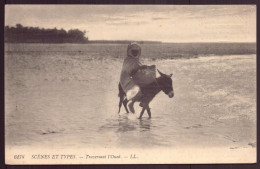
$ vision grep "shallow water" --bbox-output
[5,43,256,150]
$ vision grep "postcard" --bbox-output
[5,5,256,164]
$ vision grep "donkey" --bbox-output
[118,69,174,119]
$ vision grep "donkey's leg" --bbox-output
[123,99,130,114]
[138,107,146,119]
[118,96,124,114]
[146,105,152,119]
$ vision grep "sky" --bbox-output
[5,5,256,42]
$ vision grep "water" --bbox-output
[5,43,256,150]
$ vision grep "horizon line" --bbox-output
[88,40,256,43]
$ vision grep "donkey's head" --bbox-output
[157,69,174,98]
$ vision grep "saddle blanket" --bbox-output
[132,65,156,87]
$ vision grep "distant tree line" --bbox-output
[5,24,88,43]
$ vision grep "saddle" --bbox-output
[132,65,156,87]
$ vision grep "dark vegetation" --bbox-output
[4,24,88,43]
[4,24,161,44]
[4,24,256,59]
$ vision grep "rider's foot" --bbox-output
[128,101,135,113]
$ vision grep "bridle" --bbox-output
[153,75,173,95]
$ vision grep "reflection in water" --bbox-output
[116,114,153,133]
[97,113,167,148]
[139,119,151,131]
[117,115,137,133]
[99,114,152,133]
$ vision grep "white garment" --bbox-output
[126,85,140,100]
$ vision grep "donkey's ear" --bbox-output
[169,73,173,78]
[157,69,164,76]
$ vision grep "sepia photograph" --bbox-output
[4,5,256,164]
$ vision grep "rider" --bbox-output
[120,42,150,113]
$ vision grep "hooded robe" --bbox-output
[120,43,156,94]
